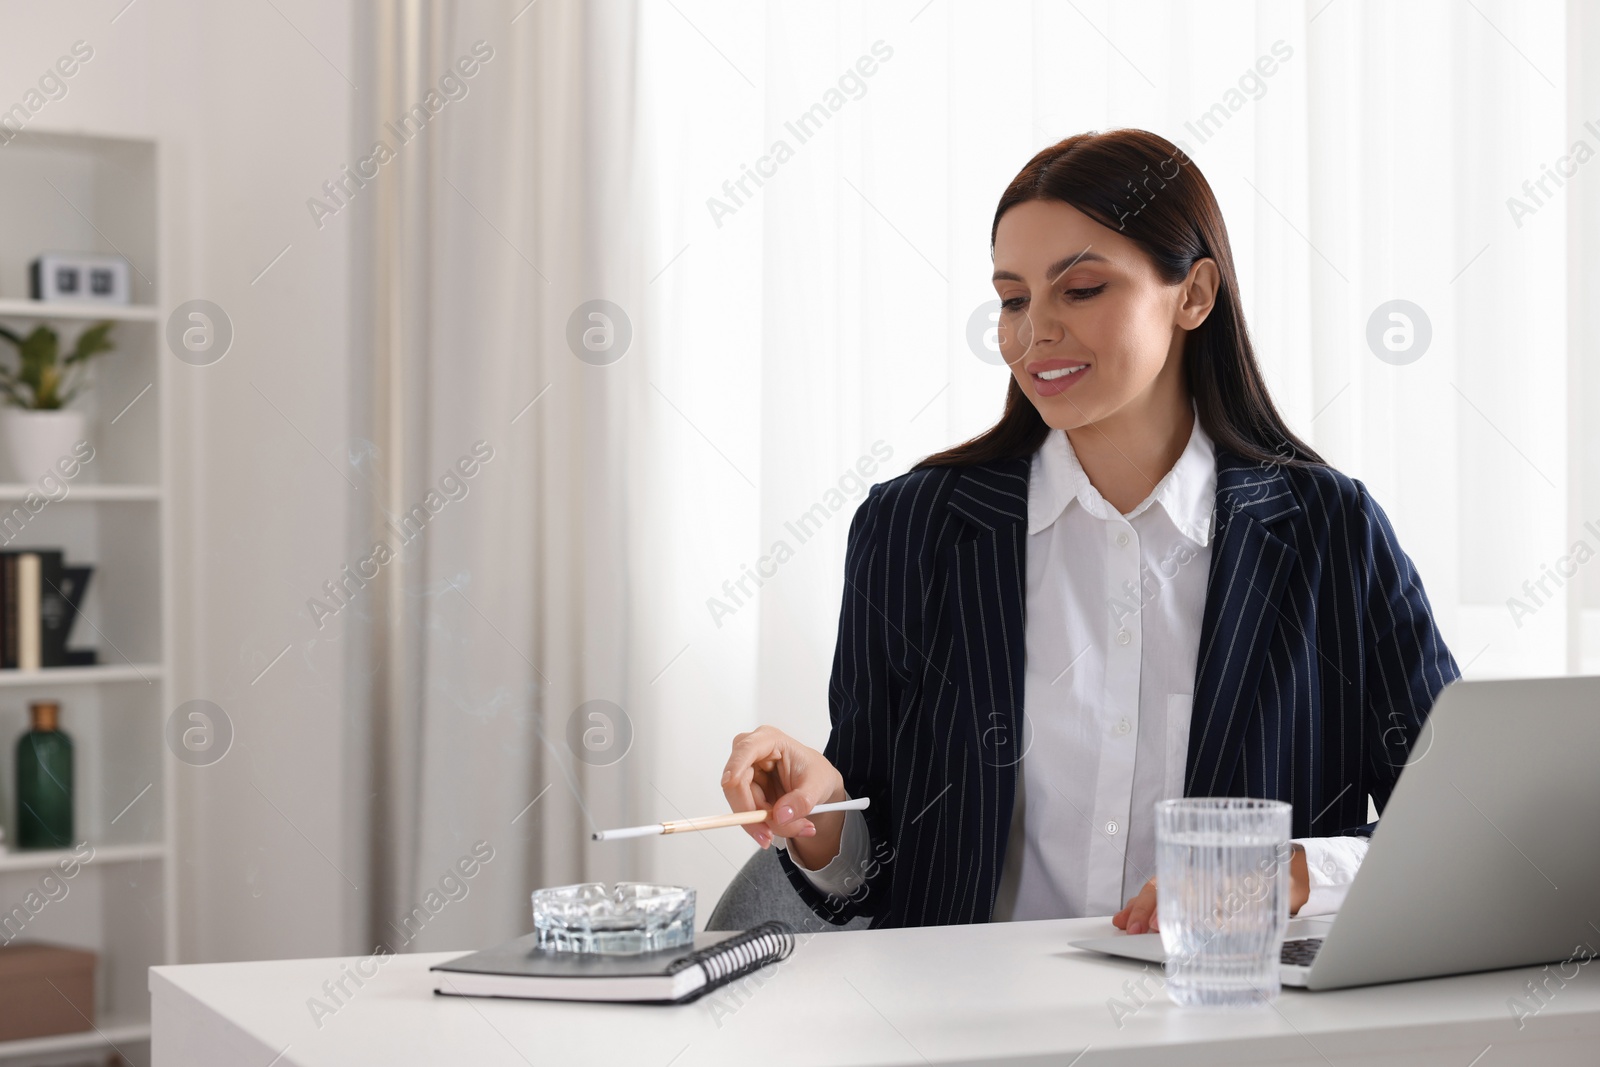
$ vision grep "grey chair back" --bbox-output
[704,846,872,932]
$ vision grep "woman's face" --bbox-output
[990,199,1215,432]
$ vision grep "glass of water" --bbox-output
[1154,797,1293,1008]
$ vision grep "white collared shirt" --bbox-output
[786,411,1366,918]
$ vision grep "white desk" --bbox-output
[151,917,1600,1066]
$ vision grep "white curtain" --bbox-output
[352,0,1594,941]
[348,0,642,951]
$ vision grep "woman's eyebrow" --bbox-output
[992,247,1106,283]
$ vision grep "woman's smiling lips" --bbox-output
[1026,358,1090,397]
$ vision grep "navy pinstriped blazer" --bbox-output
[775,447,1461,929]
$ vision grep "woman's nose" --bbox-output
[1018,306,1064,352]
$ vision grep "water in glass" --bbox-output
[1155,798,1292,1008]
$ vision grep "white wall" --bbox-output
[0,0,359,961]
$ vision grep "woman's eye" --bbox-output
[999,284,1103,311]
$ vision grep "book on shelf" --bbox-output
[0,550,95,669]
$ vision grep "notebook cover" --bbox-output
[431,930,742,981]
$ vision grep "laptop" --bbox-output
[1069,675,1600,991]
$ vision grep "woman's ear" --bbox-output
[1176,258,1220,330]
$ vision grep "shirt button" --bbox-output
[1105,820,1119,835]
[1115,630,1132,645]
[1115,719,1131,735]
[1115,531,1129,547]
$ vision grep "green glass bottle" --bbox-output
[16,700,73,849]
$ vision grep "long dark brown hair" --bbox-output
[917,128,1323,471]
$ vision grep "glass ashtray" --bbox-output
[531,882,695,955]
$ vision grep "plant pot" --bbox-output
[0,409,88,483]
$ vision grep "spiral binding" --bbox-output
[666,919,795,992]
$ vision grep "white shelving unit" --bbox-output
[0,842,165,876]
[0,300,160,323]
[0,485,160,503]
[0,665,162,689]
[0,130,166,1067]
[0,1018,151,1063]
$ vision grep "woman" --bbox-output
[720,129,1459,932]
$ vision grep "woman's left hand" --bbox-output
[1112,847,1312,934]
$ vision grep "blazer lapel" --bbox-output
[942,461,1030,772]
[1185,450,1303,797]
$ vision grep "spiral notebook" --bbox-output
[430,921,795,1004]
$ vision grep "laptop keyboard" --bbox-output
[1281,938,1323,966]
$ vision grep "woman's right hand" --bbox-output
[721,725,847,871]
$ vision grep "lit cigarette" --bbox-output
[591,797,870,842]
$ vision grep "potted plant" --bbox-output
[0,321,115,481]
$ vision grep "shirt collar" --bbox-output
[1027,402,1217,545]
